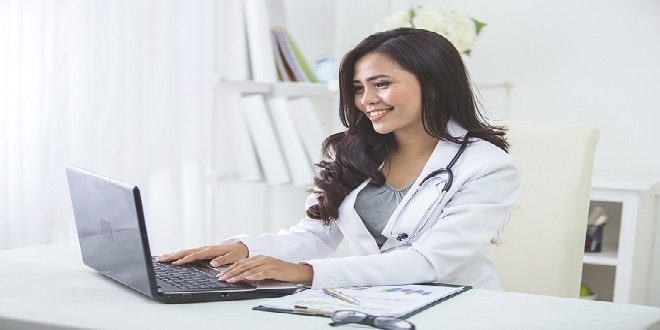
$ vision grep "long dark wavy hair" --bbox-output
[306,28,509,226]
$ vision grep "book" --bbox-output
[227,93,262,181]
[240,94,290,185]
[267,97,315,186]
[287,97,326,165]
[283,28,317,83]
[243,0,278,82]
[216,0,249,80]
[270,28,296,82]
[254,284,470,319]
[271,26,309,82]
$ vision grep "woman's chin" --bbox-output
[370,122,394,135]
[372,127,394,135]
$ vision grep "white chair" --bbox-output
[489,120,599,298]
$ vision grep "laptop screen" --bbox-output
[66,166,157,298]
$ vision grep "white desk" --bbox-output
[1,245,659,330]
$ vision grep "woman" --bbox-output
[158,28,520,290]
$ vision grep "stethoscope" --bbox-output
[389,134,471,241]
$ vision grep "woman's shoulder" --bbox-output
[464,137,520,170]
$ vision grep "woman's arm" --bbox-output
[307,152,520,289]
[158,193,344,268]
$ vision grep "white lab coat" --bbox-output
[231,123,520,290]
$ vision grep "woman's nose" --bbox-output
[360,88,379,105]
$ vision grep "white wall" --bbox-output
[287,0,660,175]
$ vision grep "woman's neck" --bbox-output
[391,132,438,158]
[383,133,438,189]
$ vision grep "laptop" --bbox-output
[65,165,299,303]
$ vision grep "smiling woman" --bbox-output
[159,28,521,291]
[352,53,424,138]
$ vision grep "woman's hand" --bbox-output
[156,243,249,267]
[218,256,313,286]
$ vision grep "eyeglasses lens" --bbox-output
[332,310,367,323]
[331,311,414,330]
[374,316,415,330]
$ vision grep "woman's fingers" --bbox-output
[218,256,260,281]
[156,247,205,263]
[157,243,249,267]
[161,248,313,285]
[209,242,249,267]
[219,256,269,281]
[217,256,313,285]
[171,247,222,265]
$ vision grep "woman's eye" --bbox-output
[353,85,364,93]
[375,82,390,88]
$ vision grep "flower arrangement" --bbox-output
[374,5,486,56]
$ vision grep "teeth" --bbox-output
[369,109,391,117]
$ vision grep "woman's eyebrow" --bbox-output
[352,74,392,83]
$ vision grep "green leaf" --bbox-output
[409,7,416,26]
[472,19,487,35]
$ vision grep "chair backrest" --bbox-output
[489,120,599,298]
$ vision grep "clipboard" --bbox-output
[253,283,471,319]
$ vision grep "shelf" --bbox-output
[582,172,660,305]
[582,243,618,266]
[592,171,660,192]
[212,78,511,99]
[212,78,335,97]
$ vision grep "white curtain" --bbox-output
[0,0,217,254]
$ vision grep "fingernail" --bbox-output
[210,261,218,267]
[218,274,227,280]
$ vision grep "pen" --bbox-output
[293,305,334,317]
[323,287,360,305]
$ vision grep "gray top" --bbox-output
[354,181,414,248]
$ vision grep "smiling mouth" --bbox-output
[368,108,393,117]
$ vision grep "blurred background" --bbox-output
[1,1,659,300]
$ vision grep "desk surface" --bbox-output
[1,245,659,330]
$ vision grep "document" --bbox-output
[267,96,314,186]
[241,94,290,185]
[287,97,326,165]
[254,284,469,318]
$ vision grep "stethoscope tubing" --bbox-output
[391,134,471,241]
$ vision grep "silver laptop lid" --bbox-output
[66,165,158,298]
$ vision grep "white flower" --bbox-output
[373,9,412,31]
[411,7,445,33]
[442,11,478,54]
[375,6,485,56]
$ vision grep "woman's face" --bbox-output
[353,52,424,138]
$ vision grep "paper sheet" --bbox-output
[256,284,467,317]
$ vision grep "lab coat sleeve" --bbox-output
[307,249,437,289]
[222,194,345,262]
[306,152,520,289]
[411,154,520,281]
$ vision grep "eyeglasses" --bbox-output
[330,310,416,330]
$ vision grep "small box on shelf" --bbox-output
[584,206,608,253]
[585,223,605,253]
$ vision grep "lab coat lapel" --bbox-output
[381,122,467,251]
[335,180,382,255]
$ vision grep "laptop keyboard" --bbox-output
[152,259,249,291]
